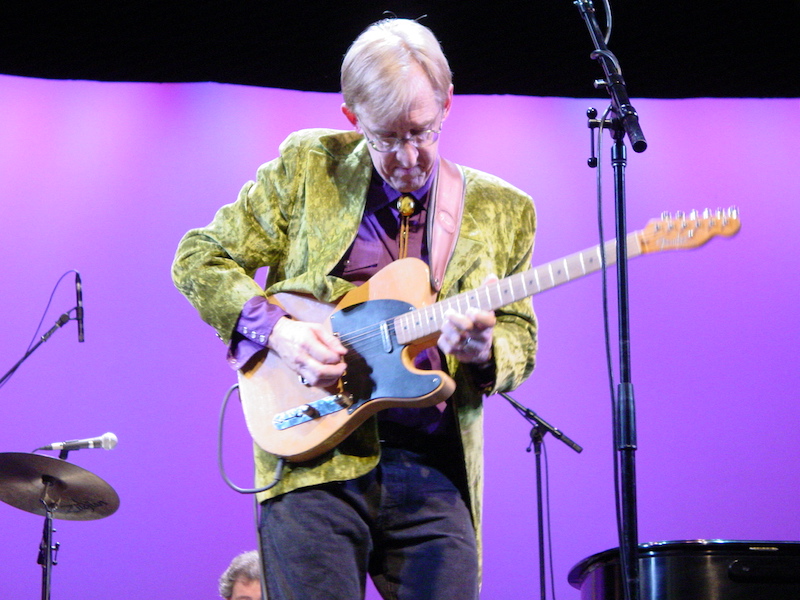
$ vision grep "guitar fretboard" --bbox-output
[393,231,643,345]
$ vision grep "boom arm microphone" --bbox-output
[39,432,118,452]
[75,272,85,343]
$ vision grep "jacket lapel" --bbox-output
[305,134,372,275]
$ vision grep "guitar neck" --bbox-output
[393,231,643,345]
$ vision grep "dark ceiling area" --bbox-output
[1,1,797,98]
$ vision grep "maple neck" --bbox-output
[392,206,741,346]
[393,232,642,345]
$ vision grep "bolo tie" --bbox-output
[397,194,415,259]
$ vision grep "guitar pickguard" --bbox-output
[332,299,444,408]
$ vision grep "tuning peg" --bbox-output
[702,208,716,228]
[714,207,730,227]
[686,210,700,231]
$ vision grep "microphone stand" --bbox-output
[572,3,648,600]
[0,311,73,388]
[500,392,582,600]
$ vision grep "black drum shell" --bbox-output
[568,540,800,600]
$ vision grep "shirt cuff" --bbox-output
[467,358,497,391]
[226,296,289,370]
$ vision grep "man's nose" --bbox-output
[394,139,419,166]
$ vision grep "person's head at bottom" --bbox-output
[219,550,262,600]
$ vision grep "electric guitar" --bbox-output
[237,208,741,462]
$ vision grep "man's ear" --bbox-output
[341,104,358,127]
[442,85,454,121]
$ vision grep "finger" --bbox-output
[441,337,491,364]
[295,345,347,385]
[308,326,347,362]
[316,326,347,354]
[464,307,496,331]
[302,359,347,387]
[445,307,496,333]
[442,308,472,334]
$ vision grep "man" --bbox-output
[218,550,262,600]
[173,18,536,600]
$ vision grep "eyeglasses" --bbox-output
[360,120,443,153]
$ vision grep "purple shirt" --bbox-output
[331,170,432,285]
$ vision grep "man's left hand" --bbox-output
[438,306,495,364]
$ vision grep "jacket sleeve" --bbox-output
[446,169,538,397]
[171,132,305,343]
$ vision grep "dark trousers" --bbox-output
[258,444,479,600]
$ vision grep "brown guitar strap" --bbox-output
[428,157,465,292]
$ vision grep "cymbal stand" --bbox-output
[500,392,582,599]
[37,477,60,600]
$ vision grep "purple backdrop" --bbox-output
[1,76,798,598]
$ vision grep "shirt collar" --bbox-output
[365,161,439,214]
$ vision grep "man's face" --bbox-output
[344,66,452,193]
[229,577,261,600]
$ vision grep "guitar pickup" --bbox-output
[273,394,351,430]
[380,321,393,353]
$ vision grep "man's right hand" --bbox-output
[268,317,347,388]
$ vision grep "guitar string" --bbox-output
[334,306,440,354]
[340,222,732,351]
[326,215,731,354]
[337,319,418,361]
[334,296,458,348]
[334,301,481,361]
[333,274,531,349]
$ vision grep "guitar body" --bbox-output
[237,258,456,462]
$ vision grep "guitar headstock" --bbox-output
[638,207,741,254]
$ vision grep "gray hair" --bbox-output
[341,18,452,124]
[218,550,261,599]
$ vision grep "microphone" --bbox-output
[39,432,118,452]
[75,272,85,343]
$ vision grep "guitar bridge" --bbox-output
[273,394,352,430]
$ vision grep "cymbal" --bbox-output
[0,452,119,521]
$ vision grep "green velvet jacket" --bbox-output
[172,128,538,554]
